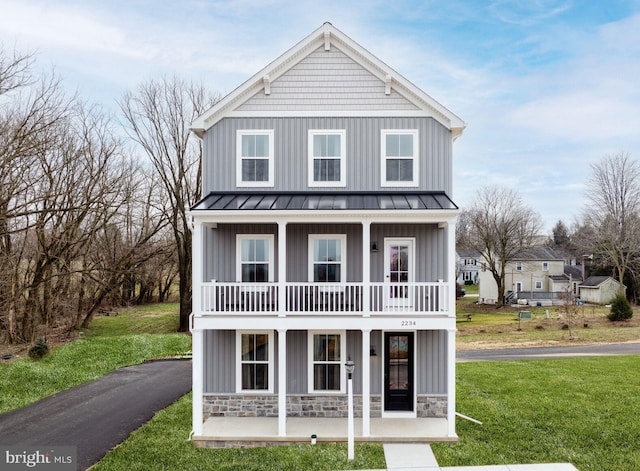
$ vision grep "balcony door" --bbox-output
[384,238,415,307]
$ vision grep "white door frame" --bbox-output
[383,238,415,308]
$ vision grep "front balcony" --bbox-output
[200,281,449,316]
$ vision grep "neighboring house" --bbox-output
[188,23,465,447]
[477,247,571,305]
[456,250,481,285]
[579,276,625,304]
[548,264,583,298]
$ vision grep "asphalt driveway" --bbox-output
[0,359,191,470]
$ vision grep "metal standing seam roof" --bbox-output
[191,191,458,212]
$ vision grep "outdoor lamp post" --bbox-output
[345,358,355,460]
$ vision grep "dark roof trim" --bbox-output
[192,191,458,212]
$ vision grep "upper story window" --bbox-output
[237,130,274,187]
[308,130,346,187]
[236,235,274,282]
[535,281,543,289]
[515,262,523,271]
[381,129,419,187]
[542,262,549,272]
[308,235,346,283]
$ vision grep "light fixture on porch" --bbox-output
[369,345,377,356]
[371,241,378,252]
[345,357,355,460]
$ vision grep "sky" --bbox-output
[2,0,639,233]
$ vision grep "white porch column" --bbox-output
[362,220,371,316]
[447,327,457,437]
[192,328,204,436]
[447,220,456,317]
[191,219,204,437]
[361,329,371,436]
[278,328,287,436]
[278,221,287,317]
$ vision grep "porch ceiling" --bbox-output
[191,191,457,212]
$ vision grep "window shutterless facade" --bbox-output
[236,130,274,187]
[236,331,273,392]
[308,235,346,283]
[308,331,346,393]
[236,235,274,282]
[308,130,346,187]
[381,129,419,187]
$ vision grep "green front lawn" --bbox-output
[94,356,640,471]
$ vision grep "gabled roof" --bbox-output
[457,249,482,259]
[580,276,618,288]
[512,247,568,262]
[192,22,465,138]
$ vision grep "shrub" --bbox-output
[28,340,50,359]
[608,294,633,321]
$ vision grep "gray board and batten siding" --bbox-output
[202,117,453,194]
[203,222,449,283]
[203,330,448,396]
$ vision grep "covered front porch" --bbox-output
[193,416,453,448]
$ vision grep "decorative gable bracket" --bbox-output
[263,75,271,95]
[385,75,392,95]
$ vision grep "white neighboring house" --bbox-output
[188,23,465,447]
[477,247,570,305]
[456,250,480,285]
[579,276,625,304]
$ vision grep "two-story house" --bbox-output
[478,247,572,305]
[188,23,465,447]
[456,249,481,285]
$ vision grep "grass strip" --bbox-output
[92,393,386,471]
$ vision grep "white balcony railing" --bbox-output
[201,281,448,316]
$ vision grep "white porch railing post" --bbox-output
[278,221,287,317]
[362,220,371,316]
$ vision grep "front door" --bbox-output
[384,238,414,307]
[384,332,414,412]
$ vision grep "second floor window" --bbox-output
[236,235,274,282]
[237,130,274,187]
[516,262,523,271]
[309,130,346,187]
[381,129,419,187]
[308,235,346,283]
[542,262,549,272]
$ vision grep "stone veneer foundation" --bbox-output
[203,394,447,419]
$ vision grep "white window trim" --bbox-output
[515,262,523,271]
[236,330,274,393]
[236,234,275,283]
[308,129,346,187]
[308,234,347,284]
[542,262,549,272]
[380,129,419,187]
[307,330,347,394]
[236,129,274,187]
[535,281,543,290]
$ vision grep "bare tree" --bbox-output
[463,186,542,307]
[584,152,640,295]
[119,77,219,332]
